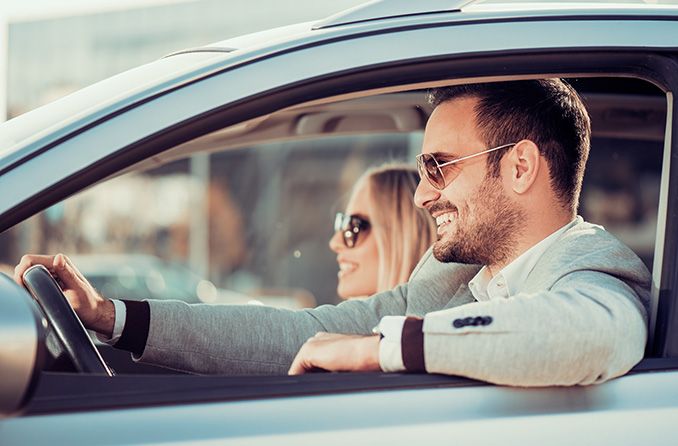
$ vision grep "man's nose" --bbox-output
[328,230,345,253]
[414,178,440,210]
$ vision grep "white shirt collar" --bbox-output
[468,217,580,302]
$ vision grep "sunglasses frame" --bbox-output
[416,142,517,190]
[334,212,370,248]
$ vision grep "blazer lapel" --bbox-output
[442,283,477,310]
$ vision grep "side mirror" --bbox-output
[0,273,46,418]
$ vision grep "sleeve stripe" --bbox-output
[402,317,425,372]
[115,300,150,357]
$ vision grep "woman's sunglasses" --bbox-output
[334,212,371,248]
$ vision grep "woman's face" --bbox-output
[329,180,381,299]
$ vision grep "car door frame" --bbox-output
[1,13,678,431]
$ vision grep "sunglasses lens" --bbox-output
[343,230,356,248]
[334,213,369,248]
[418,154,445,189]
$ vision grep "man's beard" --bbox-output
[432,176,525,266]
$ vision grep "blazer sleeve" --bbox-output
[130,283,407,374]
[117,249,478,375]
[411,269,648,386]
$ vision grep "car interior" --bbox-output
[3,65,674,414]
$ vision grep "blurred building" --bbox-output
[3,0,364,118]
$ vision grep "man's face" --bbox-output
[414,98,525,266]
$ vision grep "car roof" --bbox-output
[1,0,678,174]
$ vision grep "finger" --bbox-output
[13,254,56,286]
[288,353,307,375]
[52,253,87,291]
[313,332,350,342]
[59,253,89,284]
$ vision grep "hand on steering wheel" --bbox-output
[22,265,112,376]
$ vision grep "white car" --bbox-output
[1,0,678,444]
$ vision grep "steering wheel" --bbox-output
[22,265,112,376]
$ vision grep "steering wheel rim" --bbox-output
[23,265,112,376]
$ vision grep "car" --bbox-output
[1,0,678,443]
[71,254,213,304]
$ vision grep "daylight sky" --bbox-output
[0,0,193,21]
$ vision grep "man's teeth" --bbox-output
[435,212,456,226]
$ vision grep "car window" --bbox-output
[574,79,666,269]
[2,74,674,424]
[2,130,421,308]
[0,79,665,316]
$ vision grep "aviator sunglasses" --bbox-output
[416,143,516,190]
[334,212,371,248]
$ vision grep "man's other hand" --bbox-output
[288,332,381,375]
[14,253,115,337]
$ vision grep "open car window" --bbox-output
[0,75,668,383]
[2,78,665,304]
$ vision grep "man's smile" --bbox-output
[435,211,457,234]
[429,202,459,235]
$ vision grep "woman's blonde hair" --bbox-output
[361,163,436,292]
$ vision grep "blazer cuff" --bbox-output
[377,316,406,372]
[114,300,151,357]
[402,317,425,372]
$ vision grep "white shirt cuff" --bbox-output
[95,299,126,345]
[376,316,406,372]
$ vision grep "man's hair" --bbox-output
[428,79,591,212]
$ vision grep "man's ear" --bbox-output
[507,140,541,194]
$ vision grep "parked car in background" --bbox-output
[72,253,315,308]
[1,0,678,444]
[72,254,211,304]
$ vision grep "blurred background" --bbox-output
[1,0,366,118]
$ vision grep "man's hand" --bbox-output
[14,253,115,337]
[288,332,381,375]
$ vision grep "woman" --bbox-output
[329,163,436,299]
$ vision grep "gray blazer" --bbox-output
[137,218,650,386]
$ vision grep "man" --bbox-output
[15,79,650,386]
